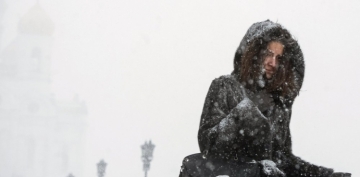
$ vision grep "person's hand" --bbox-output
[330,172,351,177]
[248,90,274,113]
[259,160,285,177]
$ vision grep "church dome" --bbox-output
[18,3,54,36]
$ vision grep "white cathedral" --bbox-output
[0,2,87,177]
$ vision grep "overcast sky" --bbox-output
[2,0,360,176]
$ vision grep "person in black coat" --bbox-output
[180,20,350,177]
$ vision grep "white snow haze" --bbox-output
[0,0,359,177]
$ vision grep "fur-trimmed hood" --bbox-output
[232,20,305,98]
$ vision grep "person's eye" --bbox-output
[266,51,273,57]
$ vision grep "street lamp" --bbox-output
[97,159,107,177]
[67,173,74,177]
[141,140,155,177]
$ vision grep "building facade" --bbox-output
[0,2,87,177]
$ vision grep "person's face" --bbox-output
[262,41,284,79]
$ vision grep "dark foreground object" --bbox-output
[178,154,351,177]
[331,173,352,177]
[179,153,261,177]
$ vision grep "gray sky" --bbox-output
[2,0,360,176]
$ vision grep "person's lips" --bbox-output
[265,69,274,74]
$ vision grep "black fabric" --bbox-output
[197,75,334,177]
[330,173,352,177]
[179,153,261,177]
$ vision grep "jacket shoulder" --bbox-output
[208,75,244,99]
[211,74,239,86]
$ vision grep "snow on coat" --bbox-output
[197,20,334,177]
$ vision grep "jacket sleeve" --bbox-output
[197,78,270,155]
[279,111,334,177]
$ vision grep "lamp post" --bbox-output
[141,140,155,177]
[67,173,74,177]
[97,159,107,177]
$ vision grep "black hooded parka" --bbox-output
[197,20,334,177]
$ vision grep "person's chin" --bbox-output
[265,73,273,79]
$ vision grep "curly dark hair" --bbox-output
[235,26,299,99]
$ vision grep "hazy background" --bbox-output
[1,0,359,177]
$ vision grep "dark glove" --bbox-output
[248,90,274,113]
[330,172,351,177]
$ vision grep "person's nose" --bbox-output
[268,56,277,67]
